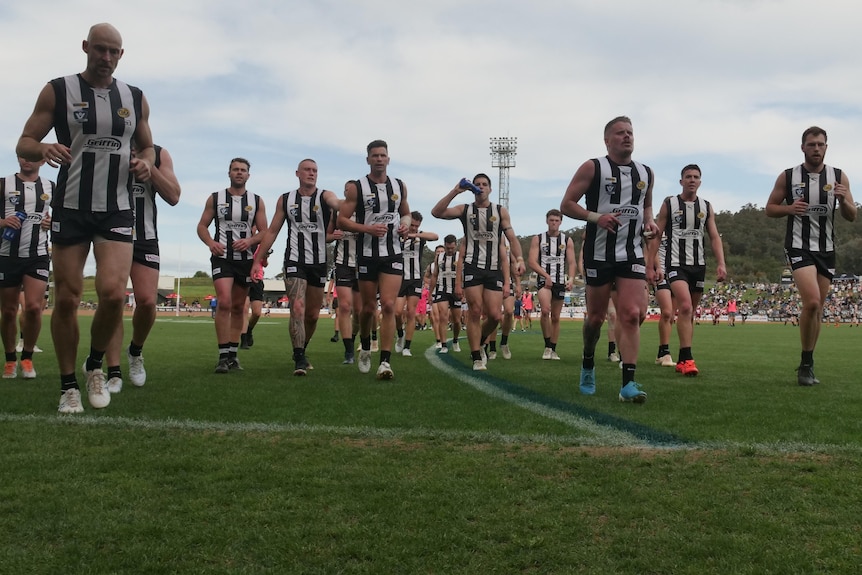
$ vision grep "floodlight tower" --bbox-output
[489,136,517,210]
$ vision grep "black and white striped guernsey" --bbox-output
[333,211,358,268]
[355,176,404,258]
[50,74,142,212]
[401,235,426,281]
[132,145,162,242]
[280,189,330,265]
[583,156,652,264]
[663,194,712,268]
[460,203,503,271]
[782,164,842,253]
[210,189,262,261]
[434,251,459,294]
[0,174,52,258]
[538,232,569,284]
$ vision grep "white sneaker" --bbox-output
[394,337,405,353]
[550,351,561,360]
[58,388,84,414]
[33,345,43,353]
[488,351,497,360]
[608,351,621,363]
[20,359,36,379]
[435,342,442,349]
[480,347,488,366]
[473,360,487,371]
[439,346,449,354]
[501,344,512,359]
[358,350,372,374]
[107,376,123,394]
[370,340,379,352]
[452,341,461,353]
[657,354,675,367]
[128,352,146,387]
[15,340,23,353]
[401,348,412,357]
[82,362,110,409]
[376,361,394,380]
[542,347,552,360]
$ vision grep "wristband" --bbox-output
[586,211,601,224]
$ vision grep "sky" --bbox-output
[2,0,862,280]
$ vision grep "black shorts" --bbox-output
[357,255,403,281]
[133,239,160,270]
[211,256,253,287]
[462,263,503,291]
[399,279,423,298]
[432,291,462,308]
[536,277,566,301]
[666,265,706,293]
[785,248,836,281]
[655,276,671,292]
[283,261,327,288]
[0,255,50,288]
[334,264,359,291]
[248,280,264,302]
[583,258,646,287]
[51,207,134,245]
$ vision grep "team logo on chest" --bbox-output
[72,102,88,123]
[604,177,617,195]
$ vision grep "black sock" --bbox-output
[5,352,16,362]
[501,335,509,345]
[801,350,814,366]
[622,363,636,386]
[608,342,617,355]
[658,344,669,357]
[60,373,78,391]
[544,337,551,348]
[108,365,122,379]
[582,354,595,370]
[86,348,105,372]
[404,340,412,349]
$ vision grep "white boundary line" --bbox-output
[424,346,649,447]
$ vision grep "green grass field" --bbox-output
[2,314,861,574]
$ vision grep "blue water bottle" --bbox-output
[459,178,482,194]
[2,212,26,241]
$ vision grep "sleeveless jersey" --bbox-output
[50,74,142,212]
[460,203,503,270]
[333,210,358,268]
[663,194,712,268]
[783,164,841,252]
[210,189,261,261]
[281,189,330,265]
[132,144,162,242]
[0,174,52,258]
[583,156,652,263]
[434,251,459,294]
[355,176,404,258]
[538,232,569,284]
[657,233,668,273]
[401,235,426,281]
